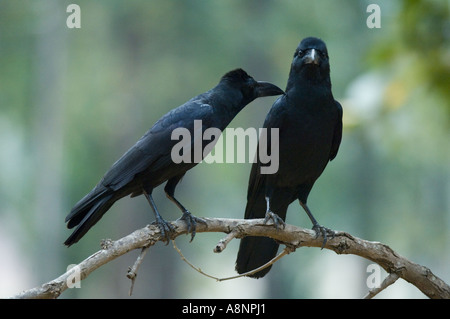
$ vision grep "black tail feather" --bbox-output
[64,187,115,246]
[235,188,290,278]
[235,236,280,278]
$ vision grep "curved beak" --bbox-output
[255,81,284,97]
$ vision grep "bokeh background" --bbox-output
[0,0,449,299]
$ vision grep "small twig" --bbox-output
[218,247,293,281]
[214,229,239,253]
[172,239,293,281]
[171,239,220,280]
[127,246,150,296]
[363,273,400,299]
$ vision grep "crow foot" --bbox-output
[312,223,335,249]
[177,210,207,242]
[264,211,286,229]
[152,216,175,244]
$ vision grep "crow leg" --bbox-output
[143,189,174,244]
[263,195,285,229]
[164,176,206,242]
[299,200,334,248]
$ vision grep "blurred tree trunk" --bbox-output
[113,12,179,297]
[31,1,67,281]
[352,129,380,296]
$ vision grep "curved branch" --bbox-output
[11,217,450,299]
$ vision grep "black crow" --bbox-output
[235,37,343,278]
[64,69,283,246]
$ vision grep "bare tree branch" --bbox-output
[11,217,450,299]
[363,273,400,299]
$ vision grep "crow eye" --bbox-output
[297,50,305,57]
[318,50,328,59]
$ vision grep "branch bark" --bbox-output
[11,217,450,299]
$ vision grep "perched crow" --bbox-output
[235,37,343,278]
[64,69,283,246]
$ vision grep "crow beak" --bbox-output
[255,81,284,97]
[304,48,320,65]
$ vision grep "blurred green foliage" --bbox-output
[0,0,448,298]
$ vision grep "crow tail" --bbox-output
[64,187,115,246]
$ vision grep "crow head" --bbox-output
[221,68,284,106]
[290,37,331,85]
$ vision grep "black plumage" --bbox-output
[235,37,343,278]
[64,69,283,246]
